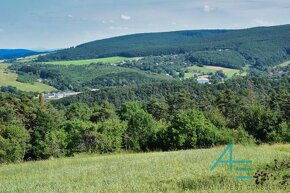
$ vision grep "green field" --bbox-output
[185,65,241,79]
[0,63,56,92]
[276,59,290,67]
[44,57,142,65]
[0,144,289,193]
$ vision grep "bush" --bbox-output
[120,102,157,151]
[66,102,92,121]
[0,124,30,163]
[267,122,290,143]
[230,127,256,145]
[64,120,98,154]
[16,72,38,84]
[43,129,69,158]
[96,119,126,153]
[162,109,231,150]
[242,105,289,143]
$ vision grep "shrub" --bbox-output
[267,122,290,143]
[163,109,231,150]
[96,118,126,153]
[63,120,98,154]
[65,102,92,121]
[0,124,30,163]
[43,129,69,158]
[230,127,256,145]
[121,101,157,151]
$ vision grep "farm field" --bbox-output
[44,57,142,65]
[0,63,56,92]
[184,65,241,79]
[276,59,290,67]
[0,144,289,193]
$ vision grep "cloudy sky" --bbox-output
[0,0,289,49]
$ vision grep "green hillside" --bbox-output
[0,63,56,92]
[38,25,290,69]
[9,62,171,91]
[38,30,227,61]
[44,57,141,65]
[0,144,289,193]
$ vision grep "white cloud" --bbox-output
[203,5,214,12]
[67,14,74,18]
[121,14,131,20]
[0,28,3,33]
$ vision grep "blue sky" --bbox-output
[0,0,289,49]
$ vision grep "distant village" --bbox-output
[43,92,82,100]
[43,78,209,100]
[196,77,210,84]
[43,89,98,100]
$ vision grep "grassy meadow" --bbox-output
[184,65,241,79]
[0,144,289,193]
[0,63,56,92]
[44,57,142,65]
[276,59,290,67]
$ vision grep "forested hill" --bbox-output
[38,25,290,68]
[0,49,38,60]
[38,29,228,61]
[52,75,290,108]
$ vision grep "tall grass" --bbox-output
[0,144,289,193]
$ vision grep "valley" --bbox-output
[0,9,289,193]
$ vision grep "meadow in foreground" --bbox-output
[0,144,289,193]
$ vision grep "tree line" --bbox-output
[0,74,289,163]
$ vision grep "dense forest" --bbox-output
[53,74,289,108]
[9,62,171,91]
[38,25,290,69]
[1,73,289,163]
[187,50,246,69]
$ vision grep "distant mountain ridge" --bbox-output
[0,49,38,60]
[37,24,290,68]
